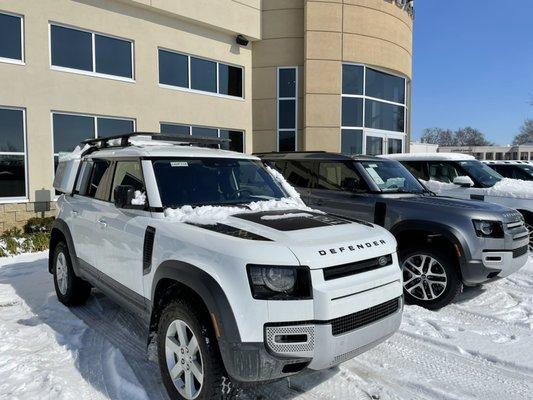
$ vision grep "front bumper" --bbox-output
[462,244,528,285]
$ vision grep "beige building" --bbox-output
[438,145,533,161]
[0,0,414,231]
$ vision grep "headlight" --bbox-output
[247,265,312,300]
[473,220,504,238]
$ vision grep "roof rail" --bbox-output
[253,151,327,155]
[81,132,229,155]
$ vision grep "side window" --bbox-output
[428,162,460,183]
[317,162,366,191]
[284,161,314,188]
[79,159,113,199]
[110,161,145,202]
[403,161,428,180]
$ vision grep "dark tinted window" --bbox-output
[191,127,218,137]
[365,100,404,132]
[403,161,428,180]
[341,129,363,155]
[158,49,188,88]
[284,161,314,188]
[388,138,403,154]
[342,64,363,95]
[366,68,405,103]
[152,158,285,207]
[191,57,216,93]
[279,100,296,129]
[342,97,363,127]
[51,25,92,71]
[160,123,190,135]
[0,13,22,61]
[95,34,132,78]
[366,136,383,156]
[53,113,94,153]
[111,161,144,202]
[220,130,244,152]
[317,162,366,191]
[279,131,296,151]
[279,68,296,98]
[219,64,242,97]
[0,108,24,152]
[82,159,112,199]
[0,155,25,197]
[97,117,134,137]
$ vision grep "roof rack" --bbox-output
[81,132,229,155]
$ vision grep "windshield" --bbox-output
[457,160,502,187]
[518,164,533,177]
[361,161,427,193]
[152,158,286,208]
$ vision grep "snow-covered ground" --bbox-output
[1,253,533,400]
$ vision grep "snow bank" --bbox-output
[261,212,313,220]
[57,144,91,161]
[423,178,533,199]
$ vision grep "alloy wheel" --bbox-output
[402,255,447,301]
[165,319,204,400]
[56,252,69,295]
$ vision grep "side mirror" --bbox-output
[114,185,136,208]
[453,176,474,187]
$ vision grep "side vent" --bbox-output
[471,194,485,201]
[374,202,387,227]
[143,226,156,275]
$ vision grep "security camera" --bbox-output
[236,34,249,46]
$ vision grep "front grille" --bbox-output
[513,245,528,258]
[323,254,393,281]
[331,297,400,336]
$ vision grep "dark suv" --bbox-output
[258,152,529,309]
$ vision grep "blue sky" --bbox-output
[412,1,533,145]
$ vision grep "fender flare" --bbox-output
[389,219,471,267]
[49,219,80,275]
[151,260,241,342]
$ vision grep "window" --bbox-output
[158,49,243,98]
[0,12,23,63]
[111,161,145,202]
[79,159,112,199]
[403,161,428,180]
[341,64,407,155]
[159,123,245,153]
[317,162,366,192]
[50,24,133,79]
[428,162,460,184]
[277,67,297,151]
[284,161,315,188]
[53,112,135,171]
[360,161,425,194]
[0,107,26,198]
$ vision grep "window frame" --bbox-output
[341,63,408,155]
[157,46,245,100]
[159,122,245,153]
[51,111,136,197]
[0,105,28,202]
[277,66,298,152]
[0,10,25,66]
[49,22,135,83]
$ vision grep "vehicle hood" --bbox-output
[211,209,398,269]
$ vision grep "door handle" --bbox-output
[97,218,107,228]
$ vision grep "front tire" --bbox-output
[157,300,226,400]
[400,247,462,309]
[52,241,91,306]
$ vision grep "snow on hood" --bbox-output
[423,178,533,199]
[164,165,320,224]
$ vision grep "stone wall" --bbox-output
[0,202,57,233]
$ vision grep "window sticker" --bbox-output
[365,167,385,185]
[170,161,189,167]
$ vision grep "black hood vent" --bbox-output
[233,210,350,231]
[187,223,272,241]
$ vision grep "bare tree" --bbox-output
[420,127,456,146]
[454,127,492,146]
[512,119,533,145]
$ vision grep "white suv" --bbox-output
[50,133,403,400]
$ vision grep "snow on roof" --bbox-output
[382,152,476,161]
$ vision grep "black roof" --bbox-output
[254,151,385,162]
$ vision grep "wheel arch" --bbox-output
[49,219,79,275]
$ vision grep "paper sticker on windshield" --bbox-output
[171,161,189,167]
[365,167,385,184]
